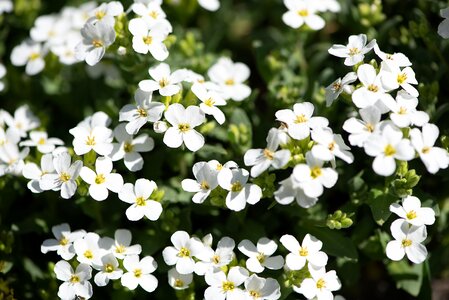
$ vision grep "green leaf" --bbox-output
[303,225,358,260]
[366,188,397,225]
[387,260,423,297]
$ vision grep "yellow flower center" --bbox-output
[212,255,220,264]
[178,247,190,258]
[384,144,396,156]
[422,146,430,154]
[59,172,71,183]
[84,250,93,259]
[59,236,69,246]
[256,253,265,263]
[406,210,417,220]
[159,77,169,87]
[137,107,148,117]
[332,82,341,92]
[225,79,235,85]
[105,263,114,273]
[316,278,326,289]
[143,35,153,45]
[398,107,407,115]
[134,268,142,278]
[294,114,307,124]
[249,290,261,298]
[149,10,158,19]
[349,47,360,56]
[231,181,243,192]
[367,84,379,92]
[204,98,215,107]
[263,148,274,160]
[174,279,184,287]
[365,123,374,132]
[299,247,308,257]
[216,163,223,170]
[402,239,412,247]
[310,166,322,179]
[200,180,210,190]
[178,123,190,133]
[328,142,335,151]
[70,275,80,283]
[397,73,407,84]
[136,196,146,206]
[92,39,104,48]
[297,9,308,17]
[38,137,46,145]
[115,244,126,254]
[95,10,106,20]
[222,281,235,292]
[95,174,106,184]
[86,135,96,146]
[29,53,40,61]
[124,142,134,153]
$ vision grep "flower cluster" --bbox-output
[282,0,341,30]
[386,195,435,264]
[42,224,157,299]
[327,33,449,176]
[162,230,341,300]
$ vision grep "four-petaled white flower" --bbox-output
[381,61,419,97]
[88,1,123,26]
[80,157,124,201]
[54,261,93,300]
[192,83,227,125]
[204,266,249,300]
[410,123,449,174]
[292,152,338,198]
[139,63,188,96]
[11,42,47,75]
[108,229,143,259]
[3,105,40,137]
[325,72,357,107]
[244,128,291,178]
[20,131,64,153]
[374,44,412,68]
[73,232,105,266]
[132,2,167,26]
[343,106,382,147]
[118,178,163,221]
[386,219,428,264]
[282,0,325,30]
[217,167,262,211]
[121,255,159,292]
[162,230,204,274]
[274,175,318,208]
[168,268,193,290]
[311,127,354,164]
[244,274,281,300]
[293,266,342,300]
[328,34,376,66]
[280,234,328,270]
[128,18,170,61]
[182,161,219,204]
[163,103,206,152]
[364,124,415,176]
[275,102,329,140]
[41,223,86,260]
[69,123,113,156]
[195,236,235,276]
[385,90,429,128]
[238,238,284,273]
[110,123,154,172]
[390,196,435,227]
[93,253,123,286]
[23,153,56,193]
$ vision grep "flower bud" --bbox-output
[153,121,168,133]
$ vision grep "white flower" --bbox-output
[217,167,262,211]
[198,0,220,11]
[275,102,329,140]
[0,126,20,147]
[410,123,449,174]
[77,111,112,129]
[351,64,394,113]
[30,15,70,45]
[293,267,341,300]
[128,18,169,61]
[2,105,40,137]
[385,90,429,128]
[182,161,219,204]
[208,57,251,101]
[118,178,163,221]
[274,175,318,208]
[438,7,449,39]
[244,274,281,300]
[80,157,123,201]
[390,196,435,227]
[192,83,227,125]
[20,131,64,153]
[205,266,249,300]
[41,223,86,260]
[73,232,105,266]
[11,42,47,75]
[110,124,154,171]
[380,62,419,97]
[121,255,158,292]
[328,34,376,66]
[282,0,325,30]
[373,44,411,68]
[194,236,235,276]
[69,123,113,156]
[109,229,142,259]
[51,33,83,65]
[238,238,284,273]
[364,124,415,176]
[162,230,204,274]
[325,72,357,107]
[163,104,206,151]
[40,152,83,199]
[54,261,93,300]
[280,234,328,270]
[132,2,167,26]
[139,63,188,96]
[75,20,116,66]
[88,1,123,26]
[292,152,338,198]
[119,89,165,135]
[0,0,13,15]
[311,127,353,164]
[168,268,193,290]
[244,128,291,177]
[93,253,123,286]
[386,219,428,264]
[208,159,239,173]
[343,106,382,147]
[23,154,56,193]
